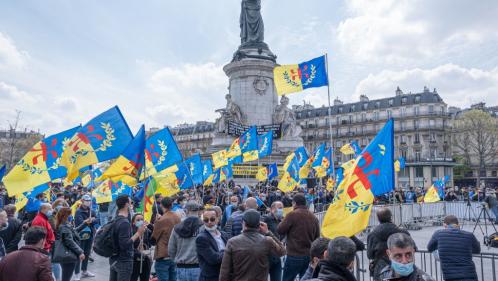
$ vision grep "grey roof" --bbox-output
[296,90,444,119]
[173,122,215,135]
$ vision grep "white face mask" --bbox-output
[205,225,217,232]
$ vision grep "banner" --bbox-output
[227,121,281,139]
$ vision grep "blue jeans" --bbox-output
[52,262,61,281]
[269,257,282,281]
[282,256,310,281]
[491,206,498,223]
[155,259,176,281]
[176,267,200,281]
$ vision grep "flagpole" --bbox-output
[324,53,335,178]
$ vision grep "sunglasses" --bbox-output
[203,217,216,223]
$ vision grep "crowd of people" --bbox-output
[0,180,495,281]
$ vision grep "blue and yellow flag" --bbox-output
[4,126,80,196]
[212,149,228,169]
[174,162,194,190]
[311,144,326,168]
[240,126,259,162]
[314,147,334,178]
[61,107,133,181]
[340,141,361,156]
[274,55,329,96]
[226,137,242,159]
[283,152,296,171]
[322,119,394,238]
[257,131,273,158]
[92,180,115,204]
[185,154,203,185]
[139,177,157,222]
[14,183,50,210]
[295,147,309,167]
[100,125,145,186]
[278,156,300,193]
[424,185,441,203]
[145,127,183,176]
[201,160,214,185]
[267,163,278,181]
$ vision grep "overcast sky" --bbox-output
[1,0,498,135]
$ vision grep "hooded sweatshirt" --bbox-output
[168,216,203,265]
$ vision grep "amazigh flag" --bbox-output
[274,55,328,96]
[240,126,258,162]
[4,126,80,196]
[184,154,203,185]
[145,127,183,176]
[92,180,115,204]
[267,163,278,181]
[100,125,145,185]
[139,177,157,222]
[277,156,300,193]
[322,119,394,238]
[201,160,214,186]
[61,106,133,181]
[212,149,228,169]
[256,166,268,181]
[14,183,50,210]
[226,137,242,159]
[314,147,334,178]
[0,165,6,183]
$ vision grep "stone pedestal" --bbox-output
[223,59,278,126]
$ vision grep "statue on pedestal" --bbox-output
[240,0,264,45]
[214,94,246,134]
[273,96,302,139]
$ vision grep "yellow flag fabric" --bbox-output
[203,174,214,186]
[394,160,400,172]
[81,174,92,187]
[283,153,295,171]
[226,138,241,158]
[242,151,259,163]
[321,157,374,238]
[92,180,113,204]
[326,177,336,191]
[14,195,29,211]
[277,171,298,193]
[424,185,440,203]
[71,200,82,216]
[256,166,268,181]
[154,173,181,197]
[340,143,355,155]
[274,64,303,95]
[283,206,293,217]
[212,150,228,169]
[299,158,313,179]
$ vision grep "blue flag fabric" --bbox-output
[299,55,329,90]
[294,146,309,167]
[267,163,278,181]
[255,196,264,207]
[201,160,213,183]
[185,154,203,185]
[398,157,406,169]
[145,127,183,174]
[351,141,362,156]
[360,119,395,196]
[175,162,194,190]
[240,126,258,153]
[257,131,273,158]
[287,156,300,182]
[0,165,6,183]
[242,186,250,200]
[311,144,326,168]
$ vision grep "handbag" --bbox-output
[52,239,77,263]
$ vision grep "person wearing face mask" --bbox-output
[380,233,434,281]
[221,196,239,229]
[31,203,56,253]
[306,237,357,281]
[0,205,22,254]
[262,201,284,281]
[196,208,229,281]
[427,215,480,281]
[74,194,98,279]
[130,213,154,281]
[172,195,187,220]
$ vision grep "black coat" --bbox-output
[195,228,229,281]
[56,223,84,262]
[367,222,411,261]
[308,260,357,281]
[0,217,23,253]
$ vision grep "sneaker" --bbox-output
[81,271,95,278]
[73,273,81,281]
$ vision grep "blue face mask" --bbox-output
[135,220,144,228]
[391,260,414,276]
[45,210,53,218]
[276,208,284,218]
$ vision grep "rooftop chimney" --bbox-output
[333,97,343,105]
[395,86,403,96]
[360,94,369,102]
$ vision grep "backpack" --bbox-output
[488,232,498,248]
[93,219,118,257]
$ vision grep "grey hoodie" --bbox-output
[168,216,203,265]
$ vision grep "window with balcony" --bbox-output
[414,120,419,129]
[401,149,407,159]
[363,103,368,110]
[415,166,423,177]
[415,150,421,161]
[361,113,366,122]
[375,101,380,108]
[414,106,419,116]
[431,166,438,179]
[351,105,355,112]
[415,95,421,103]
[429,105,434,114]
[339,107,343,113]
[374,111,379,121]
[400,107,405,117]
[401,97,407,105]
[414,133,420,144]
[429,119,435,128]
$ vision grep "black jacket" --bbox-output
[367,222,411,261]
[308,260,357,281]
[56,223,84,262]
[196,229,229,281]
[112,215,134,262]
[0,217,23,253]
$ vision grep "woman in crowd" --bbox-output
[130,213,154,281]
[55,207,85,281]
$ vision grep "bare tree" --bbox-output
[7,110,22,168]
[452,109,498,188]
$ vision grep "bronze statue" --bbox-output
[240,0,264,45]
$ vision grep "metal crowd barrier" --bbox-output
[352,249,498,281]
[314,201,497,230]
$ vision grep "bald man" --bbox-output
[31,203,55,253]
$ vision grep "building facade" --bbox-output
[0,129,43,169]
[167,87,455,189]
